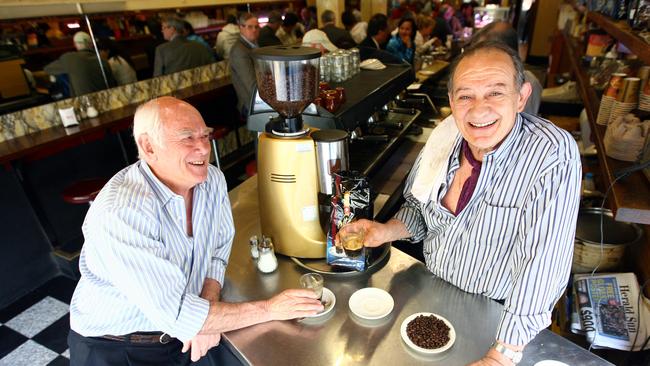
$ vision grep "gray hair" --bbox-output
[447,40,525,94]
[163,16,185,33]
[238,12,256,26]
[321,10,336,24]
[133,99,165,159]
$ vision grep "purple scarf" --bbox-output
[455,140,482,215]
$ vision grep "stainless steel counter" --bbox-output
[221,176,612,366]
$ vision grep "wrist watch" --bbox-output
[491,342,523,365]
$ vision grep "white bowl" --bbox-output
[400,312,456,354]
[305,287,336,318]
[348,288,394,320]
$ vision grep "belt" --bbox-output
[101,332,174,344]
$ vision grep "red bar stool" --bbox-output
[62,178,107,205]
[210,126,231,170]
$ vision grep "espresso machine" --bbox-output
[251,46,348,258]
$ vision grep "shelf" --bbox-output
[562,32,650,225]
[587,12,650,65]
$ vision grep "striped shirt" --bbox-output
[70,161,234,342]
[394,113,581,346]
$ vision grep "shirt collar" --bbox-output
[372,37,380,49]
[241,35,258,48]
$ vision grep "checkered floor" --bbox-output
[0,276,77,366]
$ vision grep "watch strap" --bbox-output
[491,342,523,364]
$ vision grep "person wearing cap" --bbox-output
[44,31,116,96]
[229,13,260,117]
[215,14,240,60]
[302,29,338,53]
[258,11,283,47]
[320,10,356,49]
[153,16,215,76]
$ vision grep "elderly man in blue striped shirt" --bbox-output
[67,97,323,365]
[345,41,581,365]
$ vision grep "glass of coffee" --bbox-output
[300,273,324,300]
[339,225,365,257]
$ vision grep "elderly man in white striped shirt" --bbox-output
[343,41,581,365]
[67,97,323,365]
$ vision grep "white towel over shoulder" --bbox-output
[410,115,460,203]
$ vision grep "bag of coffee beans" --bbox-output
[326,171,373,271]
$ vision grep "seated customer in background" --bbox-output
[320,10,356,49]
[471,21,542,115]
[96,38,137,86]
[153,16,214,76]
[258,11,283,47]
[214,15,240,60]
[44,31,116,96]
[358,14,403,64]
[341,10,367,45]
[342,41,581,366]
[276,12,301,45]
[386,17,417,65]
[68,96,323,366]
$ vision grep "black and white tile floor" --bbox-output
[0,276,77,366]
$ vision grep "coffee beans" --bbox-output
[257,65,317,118]
[406,314,450,349]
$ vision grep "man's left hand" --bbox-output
[467,347,515,366]
[182,333,221,362]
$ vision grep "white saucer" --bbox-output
[306,287,336,318]
[419,70,435,76]
[400,312,456,354]
[348,288,394,320]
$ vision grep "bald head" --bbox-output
[133,97,203,158]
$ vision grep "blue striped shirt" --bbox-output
[70,161,234,342]
[394,113,581,346]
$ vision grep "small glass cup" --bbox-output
[339,225,365,257]
[299,273,324,300]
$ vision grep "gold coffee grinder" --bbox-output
[251,46,349,258]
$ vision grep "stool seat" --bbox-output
[62,178,108,204]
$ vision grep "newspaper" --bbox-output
[570,272,650,351]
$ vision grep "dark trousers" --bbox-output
[68,330,215,366]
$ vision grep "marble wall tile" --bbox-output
[0,61,231,143]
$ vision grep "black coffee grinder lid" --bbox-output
[252,45,321,61]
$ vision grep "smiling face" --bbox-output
[398,20,413,41]
[448,49,531,160]
[141,99,212,196]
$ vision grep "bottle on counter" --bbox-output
[249,235,260,259]
[257,237,278,273]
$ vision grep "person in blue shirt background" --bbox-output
[386,17,417,64]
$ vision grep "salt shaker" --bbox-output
[249,235,260,259]
[257,237,278,273]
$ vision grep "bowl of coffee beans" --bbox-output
[400,312,456,354]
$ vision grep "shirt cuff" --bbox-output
[170,293,210,342]
[207,257,227,285]
[495,308,552,346]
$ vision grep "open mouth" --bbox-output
[468,119,497,128]
[188,160,206,166]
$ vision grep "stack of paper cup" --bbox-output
[639,70,650,112]
[608,77,640,125]
[597,73,626,125]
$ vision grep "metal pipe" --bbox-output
[77,2,110,90]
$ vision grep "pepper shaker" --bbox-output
[249,235,260,259]
[257,237,278,273]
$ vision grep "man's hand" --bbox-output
[265,289,324,320]
[403,35,413,49]
[182,333,221,362]
[467,343,520,366]
[337,218,410,248]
